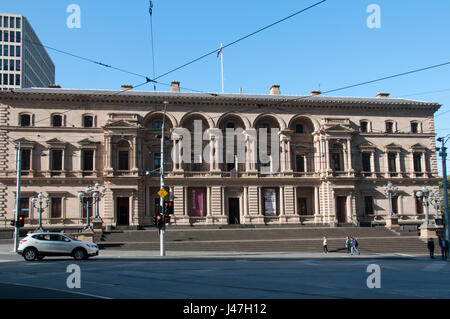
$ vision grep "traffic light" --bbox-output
[164,215,171,224]
[156,214,163,228]
[164,201,174,215]
[17,215,25,228]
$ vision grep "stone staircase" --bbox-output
[98,226,430,254]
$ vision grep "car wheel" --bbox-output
[23,248,38,262]
[73,248,87,260]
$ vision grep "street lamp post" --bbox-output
[383,181,398,217]
[430,191,442,222]
[78,183,106,232]
[31,192,49,233]
[437,136,450,257]
[416,186,432,226]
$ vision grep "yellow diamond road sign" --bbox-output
[158,188,168,198]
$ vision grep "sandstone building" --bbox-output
[0,84,441,229]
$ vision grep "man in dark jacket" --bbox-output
[427,238,435,259]
[438,237,449,260]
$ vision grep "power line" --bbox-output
[152,0,327,81]
[149,0,157,91]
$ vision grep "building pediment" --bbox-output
[104,120,141,129]
[46,138,66,145]
[410,143,427,150]
[358,141,377,150]
[323,124,355,134]
[78,138,99,146]
[385,143,402,150]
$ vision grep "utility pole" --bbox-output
[14,140,22,253]
[437,136,450,259]
[160,101,168,256]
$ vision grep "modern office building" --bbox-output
[0,13,55,90]
[0,83,441,229]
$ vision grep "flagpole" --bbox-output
[220,43,224,93]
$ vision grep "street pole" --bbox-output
[440,143,450,249]
[160,101,168,257]
[14,140,22,253]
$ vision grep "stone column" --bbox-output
[207,187,211,217]
[184,187,189,216]
[421,152,426,174]
[314,186,320,216]
[243,187,248,216]
[325,139,330,171]
[346,139,352,171]
[370,151,375,176]
[280,187,285,216]
[396,151,401,175]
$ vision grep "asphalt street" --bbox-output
[0,246,448,299]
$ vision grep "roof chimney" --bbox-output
[171,81,180,93]
[310,90,321,96]
[270,84,280,95]
[376,92,390,98]
[48,84,61,88]
[121,84,133,91]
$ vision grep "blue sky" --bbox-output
[2,0,450,168]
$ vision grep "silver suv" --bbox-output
[17,232,99,261]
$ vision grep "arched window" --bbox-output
[83,115,94,128]
[51,114,63,127]
[360,120,370,133]
[19,113,31,127]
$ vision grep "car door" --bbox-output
[49,234,71,255]
[33,234,53,253]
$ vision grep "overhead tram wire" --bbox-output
[151,0,327,81]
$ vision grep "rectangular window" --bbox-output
[263,188,278,216]
[413,153,422,172]
[16,17,21,28]
[153,153,161,170]
[3,73,7,85]
[4,16,8,28]
[0,16,2,27]
[10,31,14,43]
[16,60,20,71]
[10,17,14,29]
[385,122,394,133]
[3,59,6,70]
[16,46,20,57]
[3,45,8,56]
[9,59,14,71]
[51,149,63,171]
[411,122,418,133]
[118,151,129,170]
[10,45,14,57]
[82,150,94,171]
[15,74,20,86]
[392,196,398,215]
[52,115,62,127]
[364,196,374,215]
[20,197,29,218]
[297,197,307,215]
[0,59,2,70]
[51,198,62,218]
[83,115,93,128]
[0,31,2,42]
[16,31,21,42]
[388,153,396,172]
[360,121,368,133]
[296,155,305,172]
[9,74,13,87]
[362,153,371,172]
[21,149,31,171]
[415,196,423,215]
[4,31,8,43]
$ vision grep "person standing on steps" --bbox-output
[427,238,435,259]
[323,236,328,254]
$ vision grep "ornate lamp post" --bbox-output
[416,186,432,226]
[31,192,49,233]
[429,191,443,222]
[78,183,106,232]
[383,181,398,217]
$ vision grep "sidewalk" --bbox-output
[0,244,428,260]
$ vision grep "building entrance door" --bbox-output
[336,196,347,223]
[228,198,240,224]
[117,197,130,226]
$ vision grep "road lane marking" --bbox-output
[423,262,447,272]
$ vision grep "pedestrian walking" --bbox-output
[427,238,435,259]
[323,236,328,254]
[350,237,360,255]
[345,236,351,254]
[438,236,449,260]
